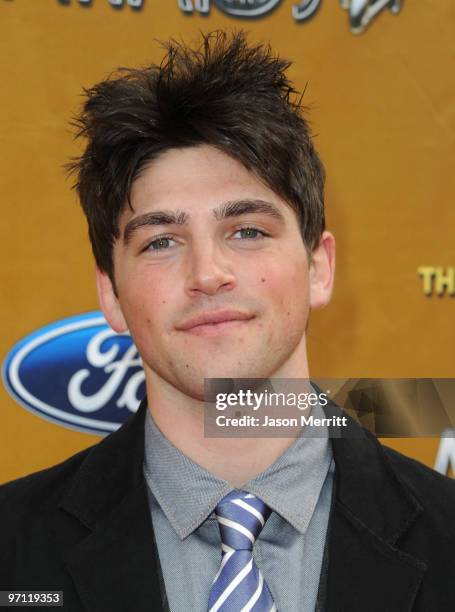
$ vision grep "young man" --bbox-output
[1,31,454,612]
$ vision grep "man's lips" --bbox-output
[176,310,254,331]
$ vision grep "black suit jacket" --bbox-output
[1,396,455,611]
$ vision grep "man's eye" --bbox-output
[234,227,268,240]
[146,236,175,251]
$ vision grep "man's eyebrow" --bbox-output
[213,199,285,224]
[122,199,285,244]
[123,210,188,244]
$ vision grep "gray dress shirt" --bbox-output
[143,402,335,612]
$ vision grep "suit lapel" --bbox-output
[323,399,427,611]
[325,502,426,612]
[59,399,164,612]
[64,482,163,612]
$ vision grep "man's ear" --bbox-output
[95,267,128,333]
[309,231,336,309]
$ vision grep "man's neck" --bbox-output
[145,358,310,487]
[149,401,299,487]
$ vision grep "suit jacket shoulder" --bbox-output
[325,408,455,612]
[0,444,96,591]
[382,442,455,507]
[0,404,164,611]
[0,444,95,518]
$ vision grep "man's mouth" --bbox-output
[176,309,255,336]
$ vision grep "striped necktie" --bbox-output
[208,490,277,612]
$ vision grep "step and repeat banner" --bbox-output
[1,0,454,482]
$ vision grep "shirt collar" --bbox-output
[143,398,333,540]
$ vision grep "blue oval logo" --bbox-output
[2,312,146,436]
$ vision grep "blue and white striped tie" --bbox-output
[208,490,277,612]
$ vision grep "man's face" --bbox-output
[97,145,334,400]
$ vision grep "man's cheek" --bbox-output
[273,269,308,306]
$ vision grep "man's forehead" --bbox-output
[130,145,248,198]
[126,145,281,208]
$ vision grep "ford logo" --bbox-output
[2,312,146,436]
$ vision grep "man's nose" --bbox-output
[184,242,236,297]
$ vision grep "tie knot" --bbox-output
[215,490,271,552]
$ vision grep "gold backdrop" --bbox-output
[1,0,454,482]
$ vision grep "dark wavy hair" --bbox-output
[67,30,325,283]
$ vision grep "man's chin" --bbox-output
[178,367,272,401]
